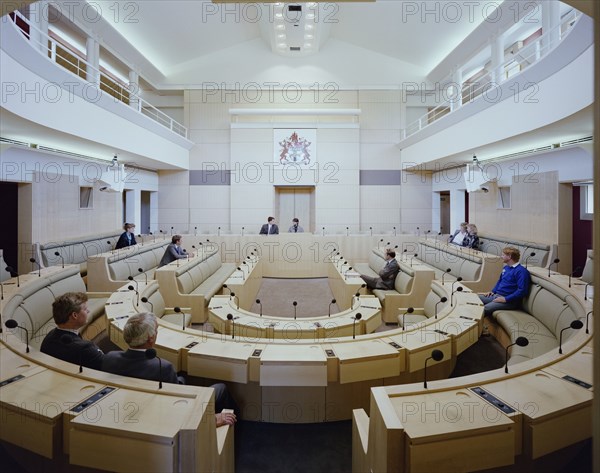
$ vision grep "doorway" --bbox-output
[275,186,315,233]
[440,191,450,234]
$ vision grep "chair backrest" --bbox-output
[394,262,414,294]
[581,249,593,283]
[423,284,449,318]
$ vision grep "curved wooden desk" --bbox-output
[352,267,594,473]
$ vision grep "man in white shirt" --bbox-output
[448,222,468,246]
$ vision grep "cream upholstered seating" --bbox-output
[490,273,585,366]
[396,283,450,328]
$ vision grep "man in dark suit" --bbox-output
[259,217,279,235]
[158,235,193,267]
[360,249,400,290]
[102,312,237,426]
[115,223,137,249]
[41,292,104,370]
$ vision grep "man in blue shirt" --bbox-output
[479,247,531,318]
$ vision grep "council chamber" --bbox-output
[0,1,598,472]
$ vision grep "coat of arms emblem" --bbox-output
[278,132,312,165]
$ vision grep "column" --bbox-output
[128,70,141,111]
[541,0,561,54]
[86,37,100,85]
[26,1,49,55]
[449,68,462,111]
[490,34,504,85]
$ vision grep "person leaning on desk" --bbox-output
[288,218,304,233]
[102,312,237,427]
[259,216,279,235]
[158,235,193,267]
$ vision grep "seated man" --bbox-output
[159,235,192,267]
[288,218,304,233]
[259,217,279,235]
[479,247,530,318]
[41,292,104,370]
[448,222,468,246]
[102,312,237,426]
[360,249,400,290]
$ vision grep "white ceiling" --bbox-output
[85,0,498,88]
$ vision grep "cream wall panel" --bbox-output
[189,186,230,209]
[360,143,402,169]
[316,186,359,209]
[358,90,403,103]
[188,103,231,129]
[317,129,359,143]
[360,130,402,144]
[158,170,189,186]
[190,208,230,225]
[231,128,272,143]
[360,186,401,209]
[189,129,231,144]
[190,143,230,168]
[359,102,401,130]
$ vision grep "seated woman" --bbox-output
[448,222,468,246]
[462,223,480,250]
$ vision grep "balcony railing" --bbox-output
[7,9,188,139]
[402,9,581,140]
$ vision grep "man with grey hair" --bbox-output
[102,312,236,426]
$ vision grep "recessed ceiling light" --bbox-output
[277,42,287,48]
[304,43,312,48]
[305,24,313,30]
[277,34,286,39]
[275,13,283,19]
[275,24,285,30]
[305,34,314,39]
[306,14,315,20]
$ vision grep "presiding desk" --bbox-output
[352,267,594,473]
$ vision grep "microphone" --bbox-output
[393,226,397,236]
[222,284,230,295]
[548,258,560,277]
[127,275,139,292]
[585,310,592,334]
[137,234,143,246]
[138,268,148,284]
[150,232,156,243]
[218,226,221,236]
[145,348,163,389]
[369,227,373,236]
[60,334,84,373]
[353,292,360,309]
[256,299,262,316]
[346,226,349,236]
[236,267,245,281]
[107,240,114,254]
[246,256,253,268]
[159,229,165,239]
[329,299,336,317]
[441,268,451,284]
[352,312,362,339]
[416,226,420,237]
[5,266,19,287]
[174,306,186,330]
[5,319,29,353]
[140,296,154,312]
[451,277,463,306]
[127,285,140,306]
[410,254,418,267]
[344,266,353,280]
[505,337,529,373]
[424,349,444,388]
[194,226,198,236]
[451,286,463,307]
[293,301,298,320]
[241,226,245,236]
[400,307,414,330]
[54,251,65,268]
[170,226,174,235]
[29,257,41,277]
[559,320,583,354]
[434,297,448,319]
[378,238,384,249]
[585,282,592,301]
[425,230,431,240]
[402,249,407,261]
[524,252,537,269]
[322,226,325,236]
[568,266,582,288]
[231,292,239,309]
[227,313,235,339]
